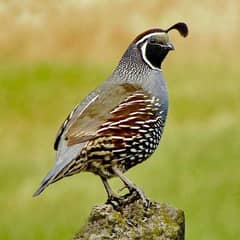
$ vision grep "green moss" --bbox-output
[75,200,185,239]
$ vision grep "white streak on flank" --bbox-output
[111,136,124,140]
[110,116,137,126]
[119,99,146,105]
[139,129,147,133]
[122,137,134,141]
[125,93,145,100]
[110,108,119,114]
[97,126,110,133]
[129,111,147,116]
[111,136,133,141]
[111,99,152,114]
[97,125,120,133]
[145,119,156,123]
[98,116,139,133]
[146,112,154,116]
[135,121,145,124]
[132,93,145,96]
[119,124,131,128]
[101,121,113,126]
[144,116,162,124]
[130,126,140,130]
[138,107,151,111]
[113,149,126,153]
[108,126,120,129]
[76,94,99,118]
[121,94,137,103]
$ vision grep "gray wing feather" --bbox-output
[33,141,85,197]
[54,89,99,151]
[33,89,99,197]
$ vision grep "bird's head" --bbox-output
[133,22,189,70]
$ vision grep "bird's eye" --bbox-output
[149,38,157,44]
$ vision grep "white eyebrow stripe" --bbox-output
[135,32,165,45]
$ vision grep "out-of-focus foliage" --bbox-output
[0,0,239,61]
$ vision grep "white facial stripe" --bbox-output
[136,32,167,71]
[135,32,166,45]
[140,41,162,71]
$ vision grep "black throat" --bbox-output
[145,44,169,69]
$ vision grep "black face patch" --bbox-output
[145,41,169,69]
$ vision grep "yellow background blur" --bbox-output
[1,1,239,239]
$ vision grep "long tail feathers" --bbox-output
[33,157,84,197]
[33,161,69,197]
[32,181,49,197]
[32,168,59,197]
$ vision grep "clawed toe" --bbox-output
[106,188,150,210]
[102,169,150,210]
[106,195,127,210]
[106,195,122,205]
[129,188,150,208]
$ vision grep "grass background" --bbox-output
[1,1,239,239]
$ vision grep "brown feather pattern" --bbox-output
[60,89,165,178]
[64,83,142,146]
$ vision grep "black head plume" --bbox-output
[129,22,188,70]
[166,22,189,37]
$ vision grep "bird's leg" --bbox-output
[100,176,122,206]
[112,167,150,208]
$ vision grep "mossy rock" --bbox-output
[74,200,185,240]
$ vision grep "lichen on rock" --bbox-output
[74,200,185,240]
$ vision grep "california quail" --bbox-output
[33,22,188,207]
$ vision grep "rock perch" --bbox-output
[74,200,185,240]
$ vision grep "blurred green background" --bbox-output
[1,1,239,239]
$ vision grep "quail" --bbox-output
[33,22,188,207]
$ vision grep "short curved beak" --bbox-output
[164,42,175,51]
